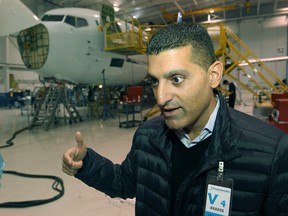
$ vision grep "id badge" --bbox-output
[203,162,233,216]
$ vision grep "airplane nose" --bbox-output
[17,23,49,69]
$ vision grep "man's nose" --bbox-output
[155,83,172,106]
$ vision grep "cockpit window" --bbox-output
[65,15,76,27]
[64,16,88,28]
[41,15,64,21]
[77,18,88,27]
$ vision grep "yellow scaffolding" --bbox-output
[104,18,164,55]
[104,18,145,55]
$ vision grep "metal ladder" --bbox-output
[29,85,82,130]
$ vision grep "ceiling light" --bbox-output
[113,4,119,12]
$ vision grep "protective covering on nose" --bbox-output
[17,24,49,69]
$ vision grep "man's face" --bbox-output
[147,45,221,138]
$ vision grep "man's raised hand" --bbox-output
[62,131,88,176]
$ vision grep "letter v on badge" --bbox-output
[203,161,233,216]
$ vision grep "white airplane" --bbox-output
[1,0,148,86]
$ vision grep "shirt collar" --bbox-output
[174,95,220,148]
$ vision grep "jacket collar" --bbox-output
[149,91,242,165]
[208,91,242,161]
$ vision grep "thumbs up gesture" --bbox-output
[62,131,88,176]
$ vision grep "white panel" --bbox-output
[239,19,262,56]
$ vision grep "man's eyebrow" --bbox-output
[146,74,156,79]
[147,69,189,79]
[164,70,189,78]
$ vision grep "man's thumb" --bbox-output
[75,131,84,148]
[74,131,86,161]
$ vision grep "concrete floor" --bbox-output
[0,91,254,216]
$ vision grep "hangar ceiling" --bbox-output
[21,0,288,25]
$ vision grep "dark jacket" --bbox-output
[75,93,288,215]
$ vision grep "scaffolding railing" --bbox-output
[104,18,164,55]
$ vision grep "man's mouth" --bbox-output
[162,107,180,118]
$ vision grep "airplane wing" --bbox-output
[0,0,40,36]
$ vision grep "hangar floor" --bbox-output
[0,91,254,216]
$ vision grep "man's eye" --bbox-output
[171,76,184,84]
[151,79,159,87]
[147,77,158,87]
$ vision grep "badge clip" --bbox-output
[217,161,224,182]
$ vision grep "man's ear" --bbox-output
[208,61,223,88]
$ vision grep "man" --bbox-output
[62,23,288,215]
[223,79,236,108]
